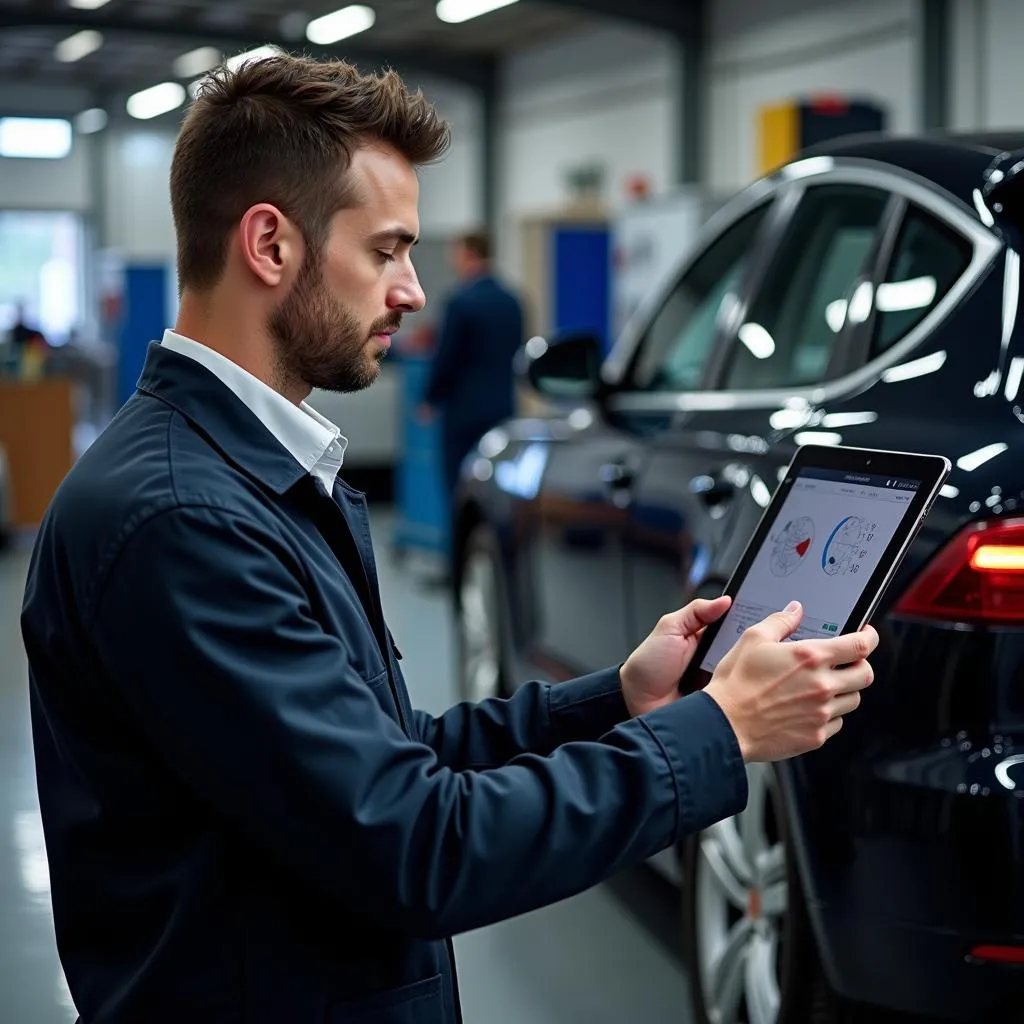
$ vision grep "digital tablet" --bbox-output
[680,445,951,693]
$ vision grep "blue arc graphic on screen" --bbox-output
[823,516,853,570]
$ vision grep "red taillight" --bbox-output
[895,518,1024,624]
[970,944,1024,964]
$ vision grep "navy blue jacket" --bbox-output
[423,274,523,437]
[21,343,747,1023]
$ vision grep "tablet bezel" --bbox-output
[678,444,951,694]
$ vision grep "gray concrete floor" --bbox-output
[0,508,693,1023]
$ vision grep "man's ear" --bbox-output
[237,204,302,288]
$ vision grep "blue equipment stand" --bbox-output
[392,355,449,561]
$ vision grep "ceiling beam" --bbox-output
[0,9,496,90]
[523,0,700,38]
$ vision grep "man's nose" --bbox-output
[390,271,426,313]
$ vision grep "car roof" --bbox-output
[798,131,1024,208]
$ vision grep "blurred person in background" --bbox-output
[419,231,524,501]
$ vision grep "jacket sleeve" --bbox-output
[423,295,466,406]
[89,505,748,941]
[411,667,631,769]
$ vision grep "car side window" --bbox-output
[871,206,973,357]
[631,205,769,392]
[722,184,890,391]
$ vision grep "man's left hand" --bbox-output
[620,596,732,717]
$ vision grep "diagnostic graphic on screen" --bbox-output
[701,468,920,673]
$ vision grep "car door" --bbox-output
[617,179,898,647]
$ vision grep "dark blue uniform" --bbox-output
[20,343,747,1023]
[424,274,524,496]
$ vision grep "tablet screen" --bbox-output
[700,466,921,673]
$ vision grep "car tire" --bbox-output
[681,761,860,1024]
[456,523,510,704]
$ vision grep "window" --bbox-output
[631,205,768,392]
[722,185,889,391]
[871,207,973,357]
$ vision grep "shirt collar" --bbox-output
[161,330,348,491]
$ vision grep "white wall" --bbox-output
[496,23,679,282]
[0,79,481,261]
[707,0,919,194]
[949,0,1024,132]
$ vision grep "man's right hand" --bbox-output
[703,601,877,763]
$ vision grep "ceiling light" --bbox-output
[126,82,186,120]
[74,108,108,134]
[436,0,519,23]
[956,442,1008,473]
[55,29,103,63]
[307,5,376,44]
[0,118,72,159]
[173,46,222,79]
[881,350,947,383]
[225,45,283,72]
[737,322,775,360]
[69,0,112,7]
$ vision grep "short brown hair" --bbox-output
[458,230,490,261]
[170,54,451,292]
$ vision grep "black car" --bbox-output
[451,133,1024,1023]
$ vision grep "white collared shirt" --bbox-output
[161,330,348,494]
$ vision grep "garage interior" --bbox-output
[1,0,1020,1022]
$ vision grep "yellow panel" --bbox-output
[758,103,798,177]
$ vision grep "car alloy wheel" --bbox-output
[458,531,504,703]
[685,761,790,1024]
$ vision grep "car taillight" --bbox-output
[894,518,1024,624]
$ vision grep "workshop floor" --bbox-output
[0,508,694,1023]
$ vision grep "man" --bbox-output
[420,231,523,499]
[20,56,876,1024]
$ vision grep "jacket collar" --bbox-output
[136,341,310,495]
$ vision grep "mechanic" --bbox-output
[20,55,877,1024]
[419,229,525,503]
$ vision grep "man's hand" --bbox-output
[703,601,878,762]
[619,596,732,717]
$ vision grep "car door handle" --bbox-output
[599,460,635,491]
[690,473,736,506]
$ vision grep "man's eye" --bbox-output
[377,251,396,263]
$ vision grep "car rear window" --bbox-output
[871,207,974,357]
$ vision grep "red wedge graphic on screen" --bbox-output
[795,538,812,558]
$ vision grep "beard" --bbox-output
[268,258,400,395]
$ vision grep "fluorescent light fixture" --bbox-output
[973,187,995,227]
[188,78,207,100]
[226,45,283,71]
[0,117,72,159]
[126,82,186,120]
[956,442,1008,472]
[55,29,103,63]
[1005,356,1024,402]
[437,0,519,23]
[74,108,108,134]
[847,280,874,324]
[750,476,772,508]
[769,408,812,431]
[940,484,960,499]
[69,0,111,7]
[825,299,847,334]
[794,430,843,447]
[307,5,376,44]
[173,46,222,79]
[881,350,947,383]
[737,322,775,360]
[821,410,878,428]
[876,276,936,313]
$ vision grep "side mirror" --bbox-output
[982,148,1024,248]
[517,330,603,401]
